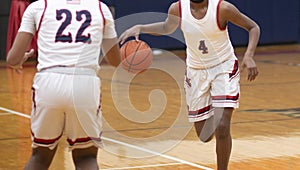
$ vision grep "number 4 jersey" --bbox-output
[180,0,237,69]
[19,0,116,71]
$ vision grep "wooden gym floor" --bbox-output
[0,44,299,169]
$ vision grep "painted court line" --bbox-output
[0,106,212,170]
[0,107,30,118]
[102,136,212,170]
[102,162,182,170]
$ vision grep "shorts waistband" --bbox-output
[187,58,236,70]
[40,66,96,76]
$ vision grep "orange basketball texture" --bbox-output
[120,40,153,73]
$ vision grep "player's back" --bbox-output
[32,0,108,71]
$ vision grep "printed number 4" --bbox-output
[55,9,91,43]
[198,40,208,54]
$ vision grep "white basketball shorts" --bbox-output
[184,59,240,122]
[30,67,103,150]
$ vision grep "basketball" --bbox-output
[120,40,153,73]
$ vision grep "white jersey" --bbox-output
[19,0,117,71]
[180,0,236,69]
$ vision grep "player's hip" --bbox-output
[32,70,101,107]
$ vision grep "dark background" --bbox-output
[1,0,299,59]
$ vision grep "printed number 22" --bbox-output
[55,9,91,43]
[198,40,208,54]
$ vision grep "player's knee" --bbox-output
[194,121,215,143]
[195,128,214,143]
[199,134,214,143]
[215,122,230,140]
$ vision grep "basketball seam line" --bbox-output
[127,41,142,72]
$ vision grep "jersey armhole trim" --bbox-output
[178,0,182,29]
[36,0,47,34]
[98,1,106,34]
[216,0,227,31]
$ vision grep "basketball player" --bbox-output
[7,0,121,169]
[119,0,260,169]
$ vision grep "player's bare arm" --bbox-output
[119,2,180,44]
[7,32,35,68]
[102,37,121,67]
[219,1,260,81]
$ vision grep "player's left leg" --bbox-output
[214,107,233,170]
[72,146,99,169]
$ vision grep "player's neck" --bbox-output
[190,0,208,9]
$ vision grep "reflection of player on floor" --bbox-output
[119,0,260,169]
[7,0,121,169]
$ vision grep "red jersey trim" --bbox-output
[36,0,47,34]
[98,1,106,34]
[178,0,182,28]
[216,0,226,31]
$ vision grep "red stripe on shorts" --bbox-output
[31,87,36,114]
[31,130,62,145]
[229,60,239,79]
[67,137,91,146]
[67,137,102,146]
[212,93,239,101]
[189,105,212,115]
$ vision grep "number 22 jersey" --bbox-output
[19,0,116,71]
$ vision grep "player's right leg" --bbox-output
[65,71,103,169]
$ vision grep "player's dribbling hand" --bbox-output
[241,56,259,81]
[10,49,35,74]
[119,25,141,44]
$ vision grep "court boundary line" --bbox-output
[0,106,213,170]
[0,107,30,118]
[102,136,212,170]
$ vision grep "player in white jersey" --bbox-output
[119,0,260,169]
[7,0,121,169]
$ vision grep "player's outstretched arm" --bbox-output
[220,1,260,81]
[102,37,121,67]
[7,32,34,69]
[119,2,180,44]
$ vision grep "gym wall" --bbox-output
[1,0,299,60]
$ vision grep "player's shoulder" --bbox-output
[99,1,111,13]
[219,0,237,12]
[22,0,45,15]
[168,1,180,16]
[29,0,45,7]
[170,1,180,10]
